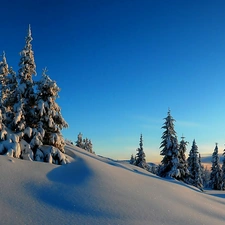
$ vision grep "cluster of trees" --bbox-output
[0,26,68,164]
[75,132,94,154]
[160,110,225,190]
[130,110,225,190]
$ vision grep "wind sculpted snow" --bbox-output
[0,144,225,225]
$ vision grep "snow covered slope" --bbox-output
[0,143,225,225]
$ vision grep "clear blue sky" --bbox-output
[1,0,225,162]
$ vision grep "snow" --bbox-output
[0,143,225,225]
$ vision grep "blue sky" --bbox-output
[1,0,225,161]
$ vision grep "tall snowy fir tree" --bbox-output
[178,136,189,181]
[14,25,36,132]
[187,140,203,189]
[36,68,68,153]
[210,143,223,190]
[135,134,147,169]
[159,110,180,178]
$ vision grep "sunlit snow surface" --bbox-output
[0,143,225,225]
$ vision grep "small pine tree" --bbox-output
[88,139,93,153]
[84,138,89,151]
[210,143,223,190]
[187,140,203,189]
[178,136,189,181]
[198,154,205,186]
[76,132,83,148]
[159,110,180,178]
[221,147,225,190]
[130,154,135,164]
[202,166,211,188]
[135,134,147,169]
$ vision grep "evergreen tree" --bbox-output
[222,147,225,190]
[84,138,89,151]
[76,132,83,148]
[88,139,93,153]
[198,154,205,186]
[210,143,223,190]
[159,110,180,178]
[0,51,9,110]
[187,140,203,189]
[36,68,68,152]
[0,52,17,127]
[202,165,211,188]
[130,154,135,164]
[135,134,147,168]
[178,135,189,181]
[14,25,36,132]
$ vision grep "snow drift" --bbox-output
[0,143,225,225]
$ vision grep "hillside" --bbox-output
[0,143,225,225]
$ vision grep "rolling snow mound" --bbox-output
[0,143,225,225]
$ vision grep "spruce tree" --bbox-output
[88,139,93,153]
[221,147,225,190]
[84,138,89,151]
[159,110,180,178]
[14,25,36,132]
[187,140,203,189]
[76,132,83,148]
[0,52,17,127]
[130,154,135,164]
[36,68,68,152]
[178,135,189,181]
[135,134,147,168]
[210,143,223,190]
[198,154,205,186]
[0,51,9,110]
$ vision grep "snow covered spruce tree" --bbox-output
[210,143,223,190]
[222,147,225,190]
[178,136,189,181]
[76,132,83,148]
[35,68,68,155]
[0,51,9,110]
[159,110,181,178]
[135,134,148,169]
[187,140,203,189]
[130,154,135,164]
[14,25,36,132]
[0,52,17,127]
[199,153,209,187]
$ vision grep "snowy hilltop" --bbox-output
[0,142,225,225]
[0,26,68,164]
